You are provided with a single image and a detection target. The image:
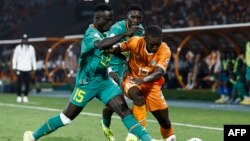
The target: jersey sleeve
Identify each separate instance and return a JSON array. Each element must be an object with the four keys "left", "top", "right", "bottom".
[
  {"left": 156, "top": 43, "right": 171, "bottom": 72},
  {"left": 12, "top": 45, "right": 19, "bottom": 70},
  {"left": 119, "top": 37, "right": 140, "bottom": 52},
  {"left": 81, "top": 29, "right": 103, "bottom": 54},
  {"left": 106, "top": 22, "right": 124, "bottom": 37},
  {"left": 30, "top": 45, "right": 37, "bottom": 71}
]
